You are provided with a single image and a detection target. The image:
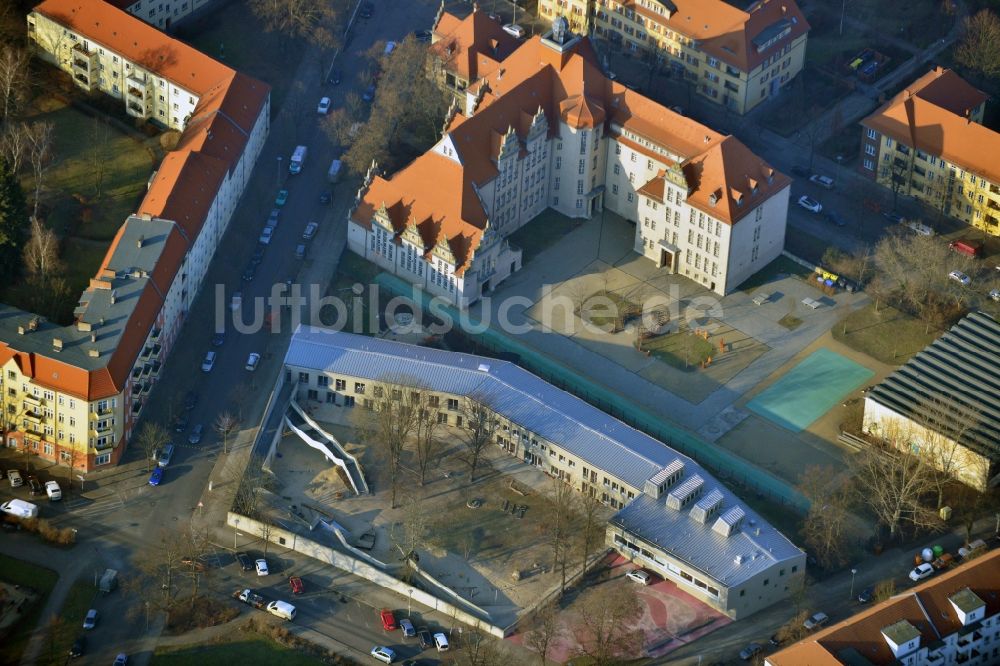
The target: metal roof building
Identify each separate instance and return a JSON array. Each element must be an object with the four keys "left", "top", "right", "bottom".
[{"left": 285, "top": 326, "right": 805, "bottom": 618}]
